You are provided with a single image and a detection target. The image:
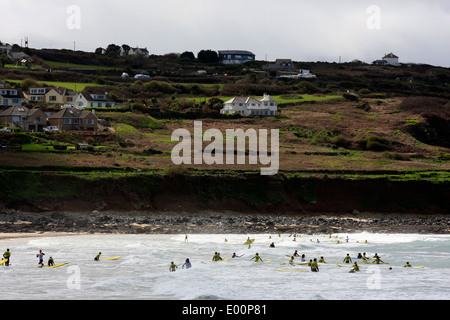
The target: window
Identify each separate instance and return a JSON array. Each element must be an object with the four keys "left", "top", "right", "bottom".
[
  {"left": 49, "top": 96, "right": 57, "bottom": 101},
  {"left": 36, "top": 116, "right": 43, "bottom": 122},
  {"left": 86, "top": 119, "right": 94, "bottom": 125},
  {"left": 64, "top": 119, "right": 72, "bottom": 124},
  {"left": 12, "top": 99, "right": 20, "bottom": 104}
]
